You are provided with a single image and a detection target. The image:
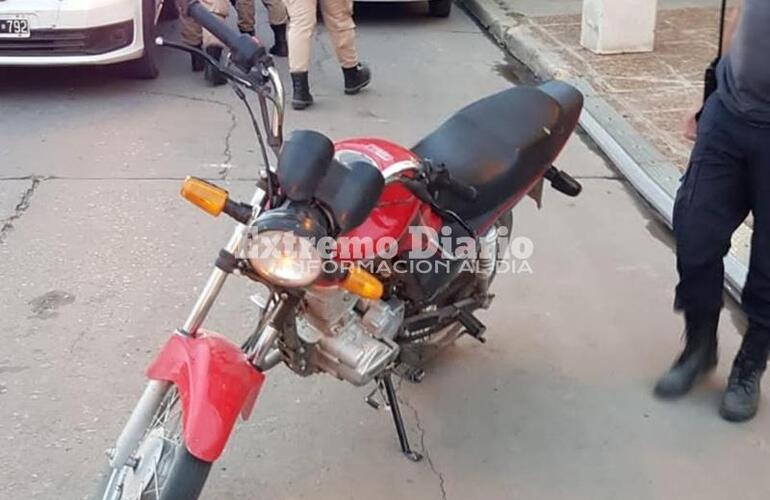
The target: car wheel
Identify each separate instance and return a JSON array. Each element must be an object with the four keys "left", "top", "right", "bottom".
[
  {"left": 125, "top": 0, "right": 160, "bottom": 79},
  {"left": 428, "top": 0, "right": 452, "bottom": 17}
]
